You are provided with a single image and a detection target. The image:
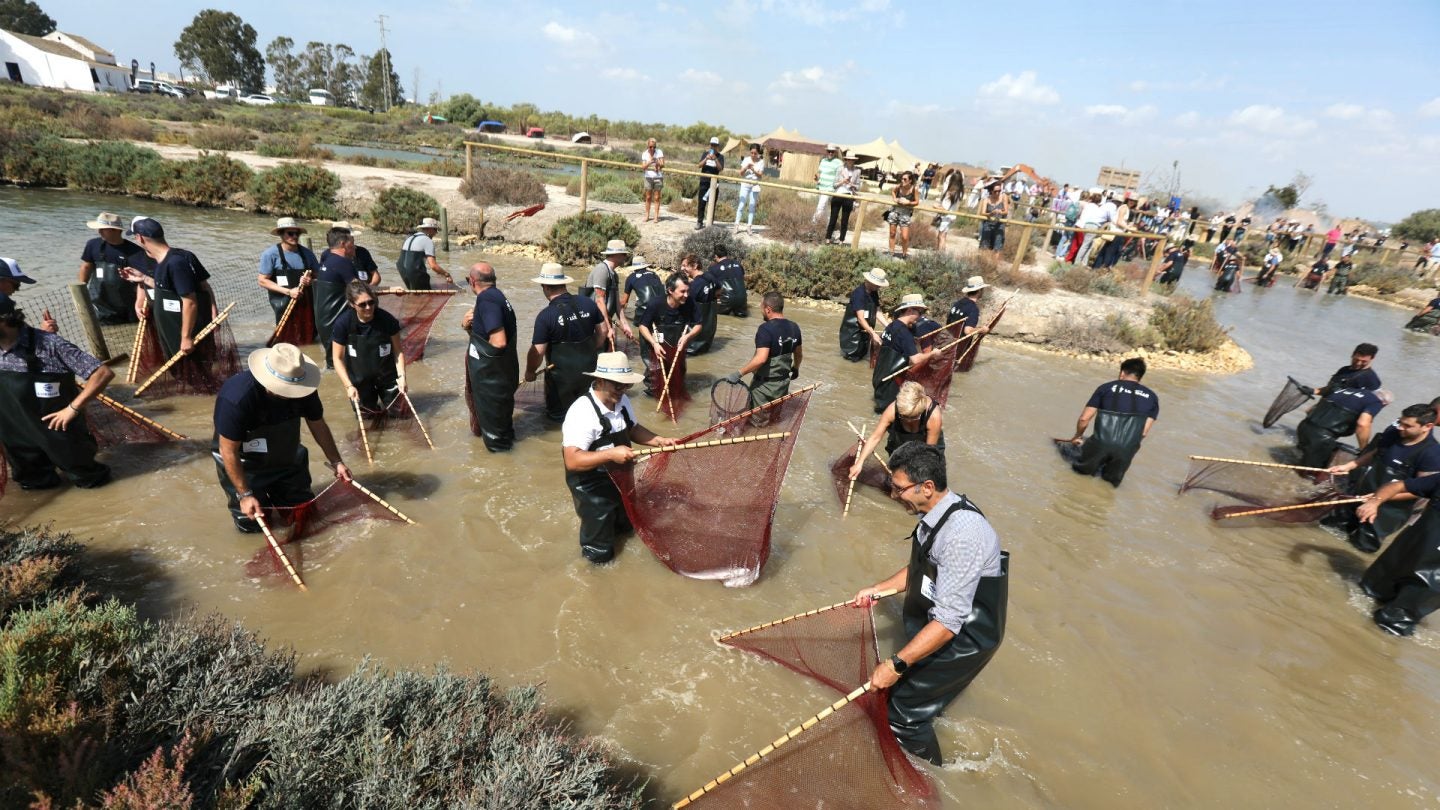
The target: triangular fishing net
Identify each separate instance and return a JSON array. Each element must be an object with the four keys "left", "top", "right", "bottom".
[
  {"left": 1263, "top": 376, "right": 1313, "bottom": 428},
  {"left": 354, "top": 394, "right": 431, "bottom": 456},
  {"left": 85, "top": 396, "right": 187, "bottom": 449},
  {"left": 829, "top": 444, "right": 892, "bottom": 512},
  {"left": 708, "top": 377, "right": 750, "bottom": 425},
  {"left": 131, "top": 314, "right": 241, "bottom": 398},
  {"left": 514, "top": 378, "right": 545, "bottom": 414},
  {"left": 267, "top": 288, "right": 318, "bottom": 347},
  {"left": 898, "top": 341, "right": 960, "bottom": 409},
  {"left": 648, "top": 344, "right": 691, "bottom": 421},
  {"left": 1179, "top": 457, "right": 1350, "bottom": 522},
  {"left": 379, "top": 289, "right": 456, "bottom": 362},
  {"left": 610, "top": 387, "right": 813, "bottom": 587},
  {"left": 246, "top": 480, "right": 409, "bottom": 582},
  {"left": 955, "top": 302, "right": 1007, "bottom": 373}
]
